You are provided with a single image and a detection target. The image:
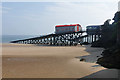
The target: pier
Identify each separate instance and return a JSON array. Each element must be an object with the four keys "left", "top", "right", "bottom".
[{"left": 10, "top": 29, "right": 101, "bottom": 46}]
